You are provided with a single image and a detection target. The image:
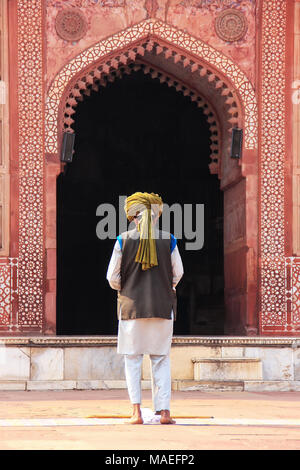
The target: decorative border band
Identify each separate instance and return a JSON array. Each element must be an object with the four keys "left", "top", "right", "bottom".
[
  {"left": 1, "top": 336, "right": 300, "bottom": 347},
  {"left": 260, "top": 0, "right": 288, "bottom": 333},
  {"left": 0, "top": 257, "right": 18, "bottom": 330},
  {"left": 17, "top": 0, "right": 44, "bottom": 331}
]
